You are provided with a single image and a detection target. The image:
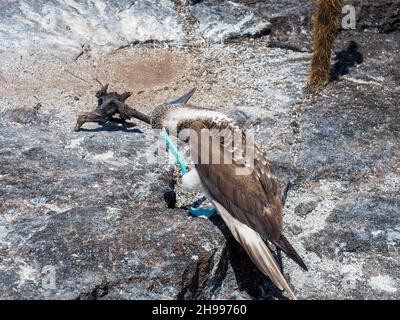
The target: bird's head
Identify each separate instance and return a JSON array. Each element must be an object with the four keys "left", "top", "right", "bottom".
[{"left": 150, "top": 88, "right": 196, "bottom": 129}]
